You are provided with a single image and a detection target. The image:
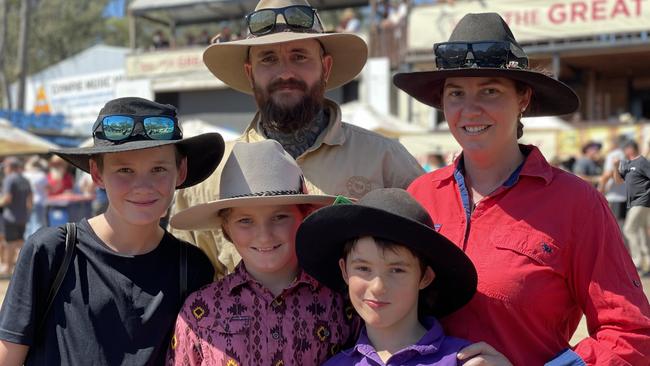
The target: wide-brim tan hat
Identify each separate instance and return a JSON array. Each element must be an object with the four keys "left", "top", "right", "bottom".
[
  {"left": 203, "top": 0, "right": 368, "bottom": 94},
  {"left": 170, "top": 140, "right": 337, "bottom": 231}
]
